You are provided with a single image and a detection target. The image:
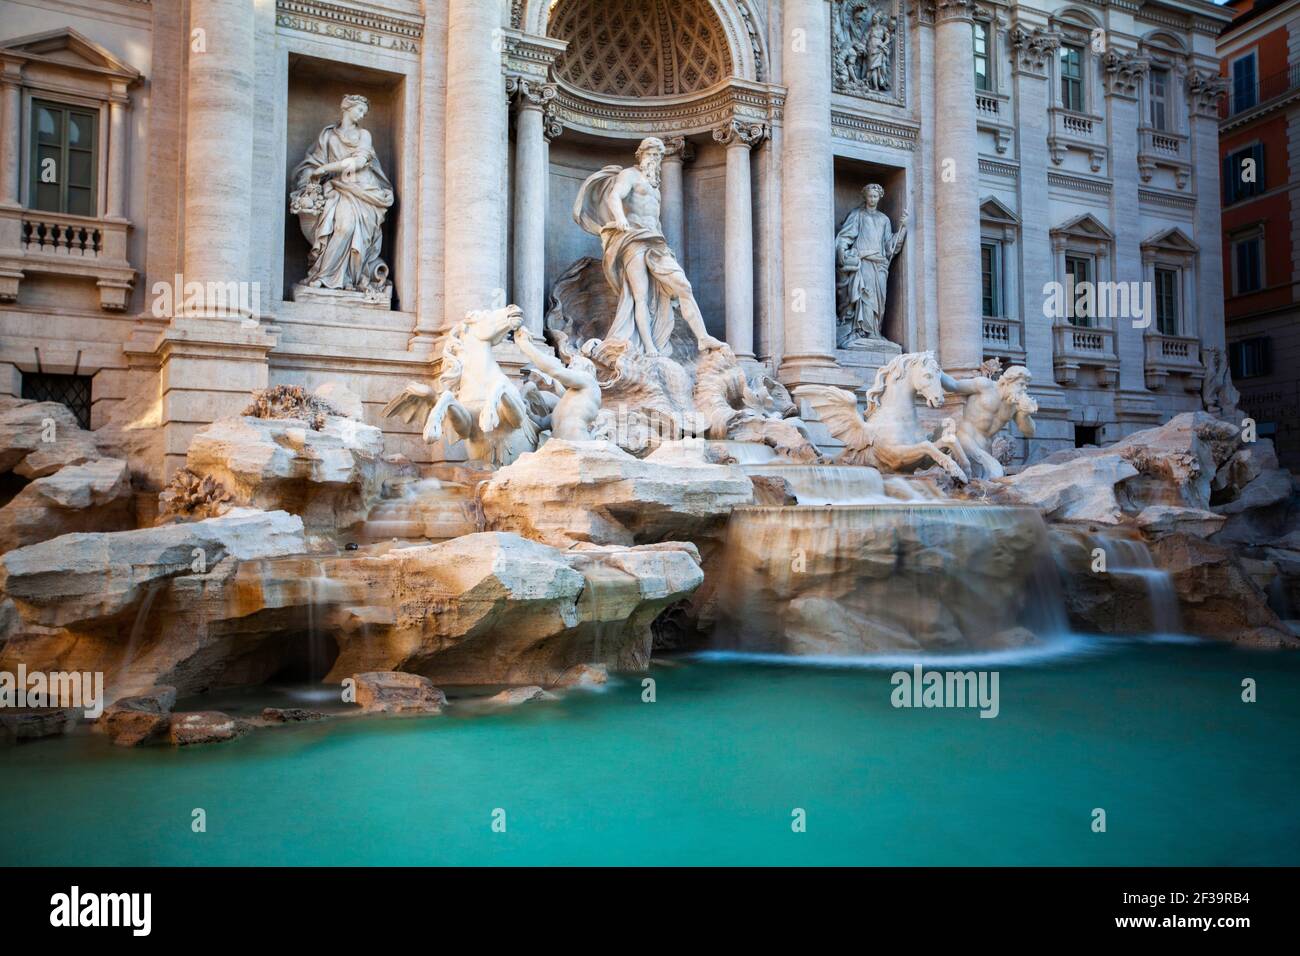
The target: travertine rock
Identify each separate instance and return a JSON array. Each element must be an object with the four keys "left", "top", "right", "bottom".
[
  {"left": 1135, "top": 505, "right": 1227, "bottom": 540},
  {"left": 0, "top": 508, "right": 306, "bottom": 631},
  {"left": 988, "top": 454, "right": 1138, "bottom": 524},
  {"left": 184, "top": 414, "right": 385, "bottom": 534},
  {"left": 353, "top": 672, "right": 446, "bottom": 715},
  {"left": 1147, "top": 533, "right": 1294, "bottom": 647},
  {"left": 1213, "top": 439, "right": 1279, "bottom": 497},
  {"left": 169, "top": 711, "right": 249, "bottom": 746},
  {"left": 261, "top": 707, "right": 326, "bottom": 723},
  {"left": 0, "top": 709, "right": 74, "bottom": 741},
  {"left": 312, "top": 381, "right": 365, "bottom": 422},
  {"left": 1212, "top": 469, "right": 1296, "bottom": 546},
  {"left": 0, "top": 458, "right": 133, "bottom": 552},
  {"left": 0, "top": 401, "right": 100, "bottom": 479},
  {"left": 323, "top": 533, "right": 703, "bottom": 686},
  {"left": 480, "top": 438, "right": 753, "bottom": 547},
  {"left": 98, "top": 685, "right": 177, "bottom": 746},
  {"left": 487, "top": 685, "right": 556, "bottom": 706}
]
